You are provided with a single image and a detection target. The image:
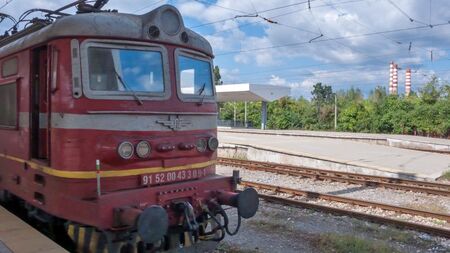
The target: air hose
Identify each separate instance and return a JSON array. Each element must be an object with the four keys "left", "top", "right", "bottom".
[{"left": 217, "top": 205, "right": 241, "bottom": 236}]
